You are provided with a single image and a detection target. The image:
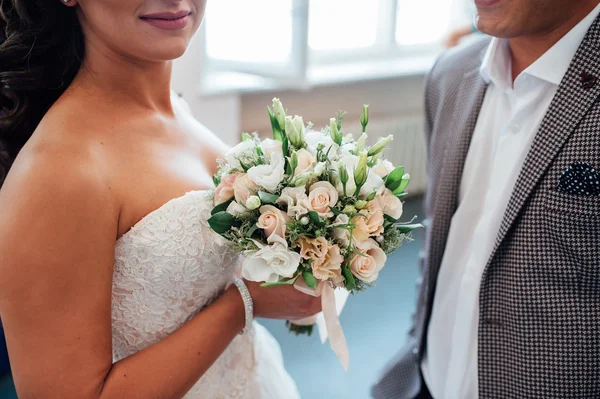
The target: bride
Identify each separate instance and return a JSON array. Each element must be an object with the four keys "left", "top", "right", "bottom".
[{"left": 0, "top": 1, "right": 321, "bottom": 398}]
